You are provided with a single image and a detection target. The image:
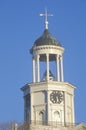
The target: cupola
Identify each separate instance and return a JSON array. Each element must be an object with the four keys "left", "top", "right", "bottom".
[{"left": 30, "top": 10, "right": 64, "bottom": 82}]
